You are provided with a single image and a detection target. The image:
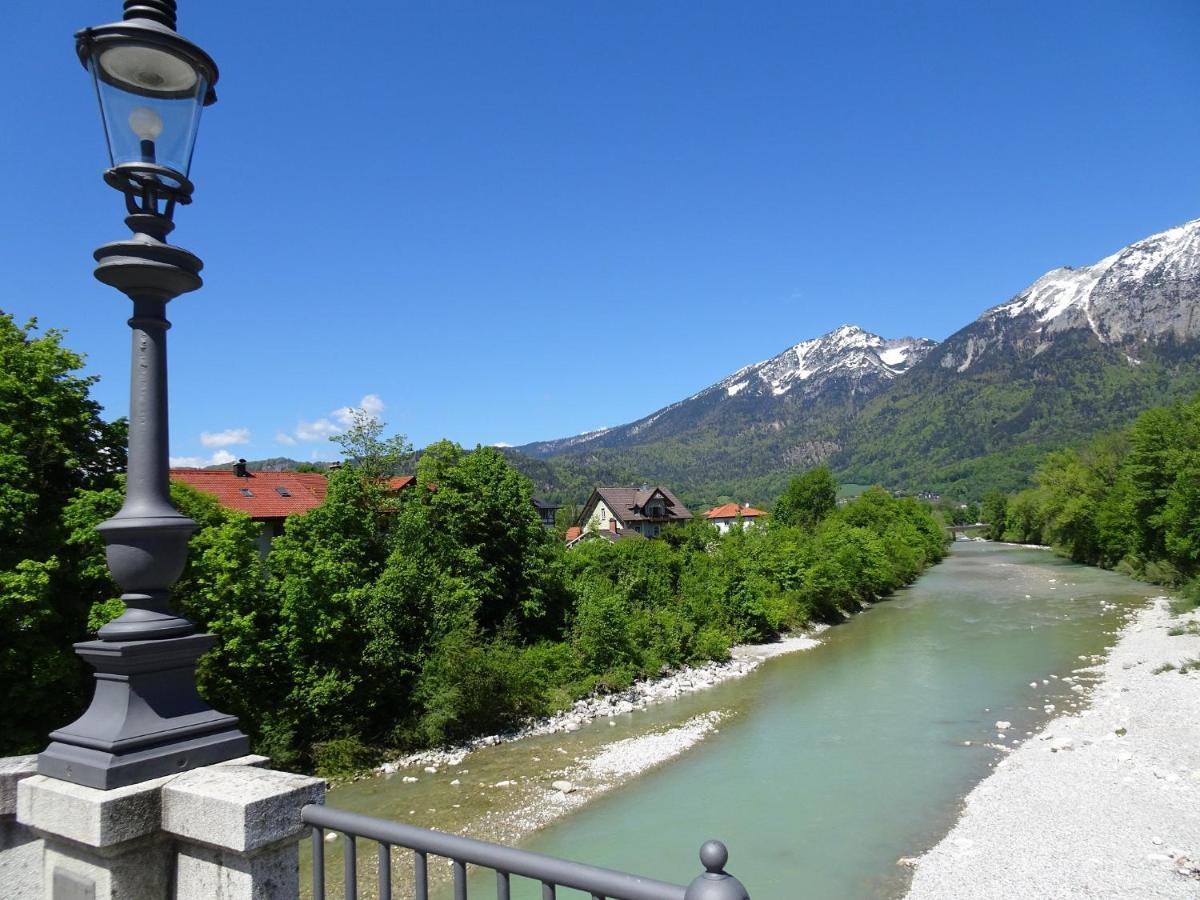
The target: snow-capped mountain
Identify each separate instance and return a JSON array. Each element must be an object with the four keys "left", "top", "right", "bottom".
[
  {"left": 840, "top": 218, "right": 1200, "bottom": 494},
  {"left": 511, "top": 217, "right": 1200, "bottom": 502},
  {"left": 938, "top": 219, "right": 1200, "bottom": 373},
  {"left": 713, "top": 325, "right": 935, "bottom": 400},
  {"left": 517, "top": 325, "right": 936, "bottom": 458}
]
